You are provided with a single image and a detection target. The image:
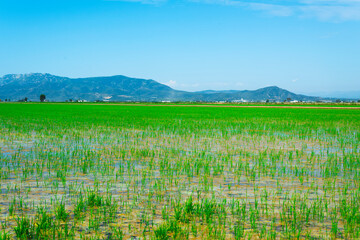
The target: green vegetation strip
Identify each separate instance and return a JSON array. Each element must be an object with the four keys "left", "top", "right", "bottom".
[{"left": 0, "top": 103, "right": 359, "bottom": 239}]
